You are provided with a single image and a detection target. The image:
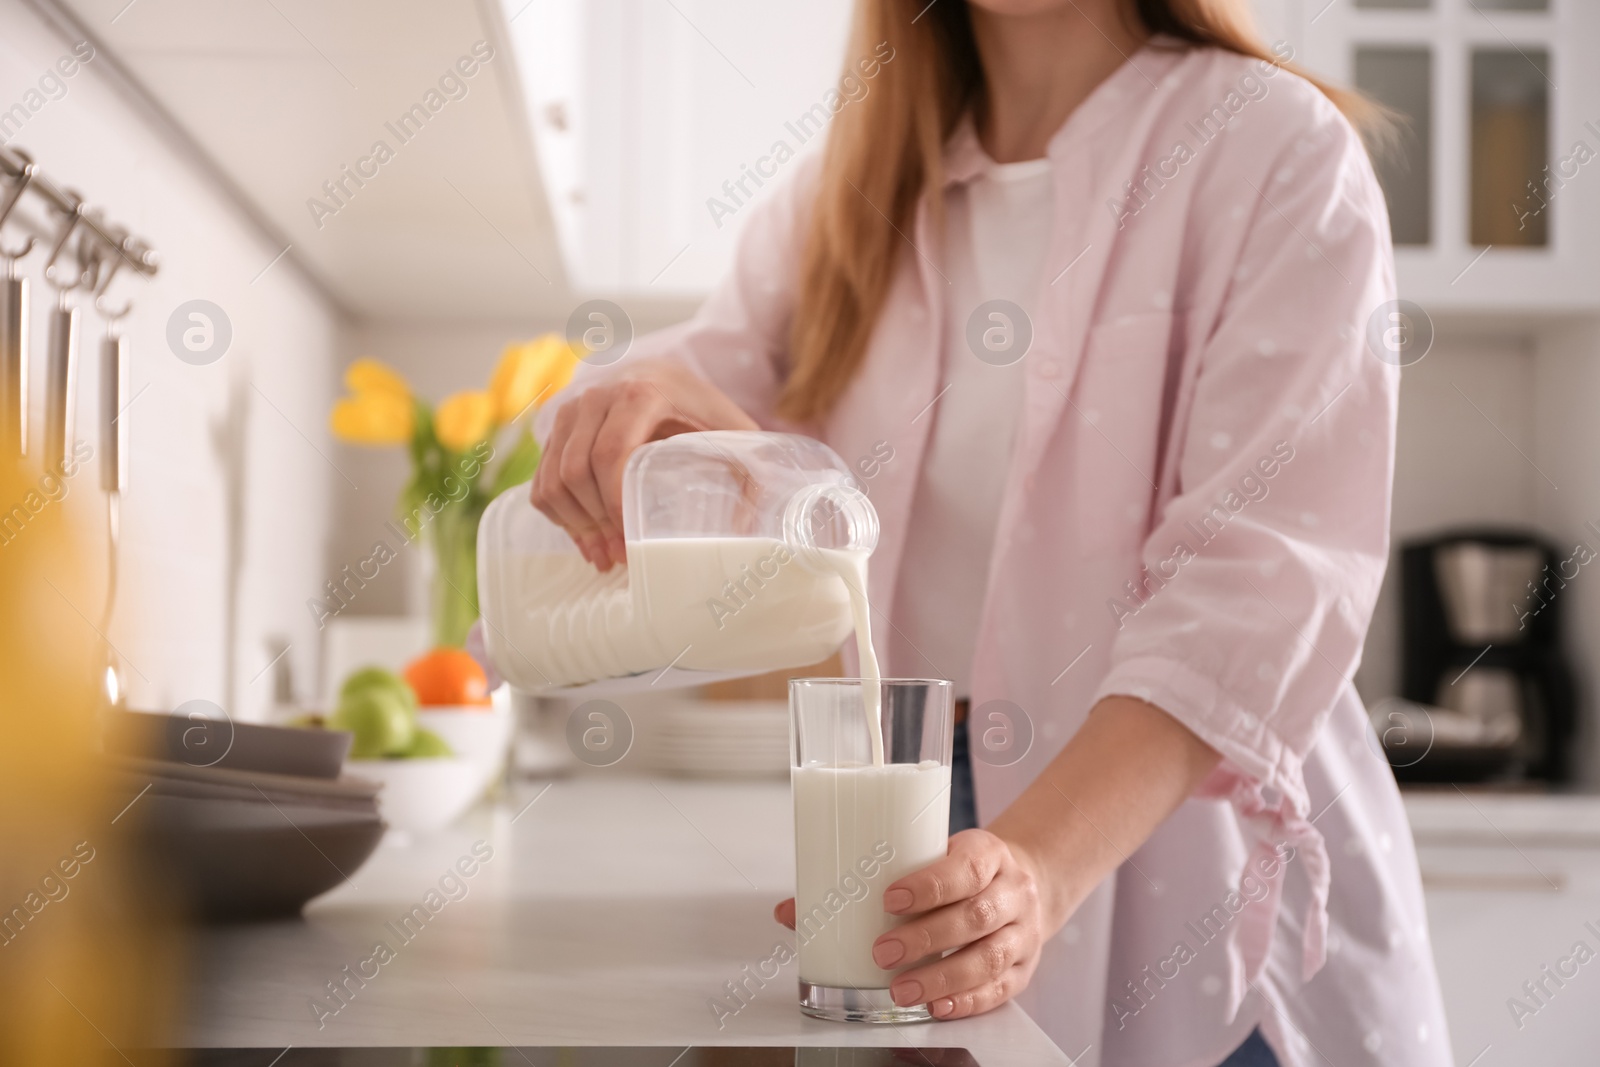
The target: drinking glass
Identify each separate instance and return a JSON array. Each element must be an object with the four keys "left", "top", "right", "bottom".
[{"left": 789, "top": 678, "right": 953, "bottom": 1023}]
